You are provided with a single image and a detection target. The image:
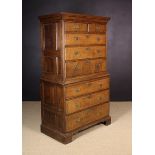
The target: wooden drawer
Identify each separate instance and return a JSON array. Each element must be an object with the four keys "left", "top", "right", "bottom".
[
  {"left": 65, "top": 34, "right": 106, "bottom": 45},
  {"left": 65, "top": 77, "right": 109, "bottom": 98},
  {"left": 65, "top": 46, "right": 106, "bottom": 60},
  {"left": 66, "top": 103, "right": 109, "bottom": 131},
  {"left": 66, "top": 89, "right": 109, "bottom": 114},
  {"left": 65, "top": 22, "right": 87, "bottom": 32},
  {"left": 66, "top": 58, "right": 106, "bottom": 78},
  {"left": 89, "top": 23, "right": 106, "bottom": 33}
]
